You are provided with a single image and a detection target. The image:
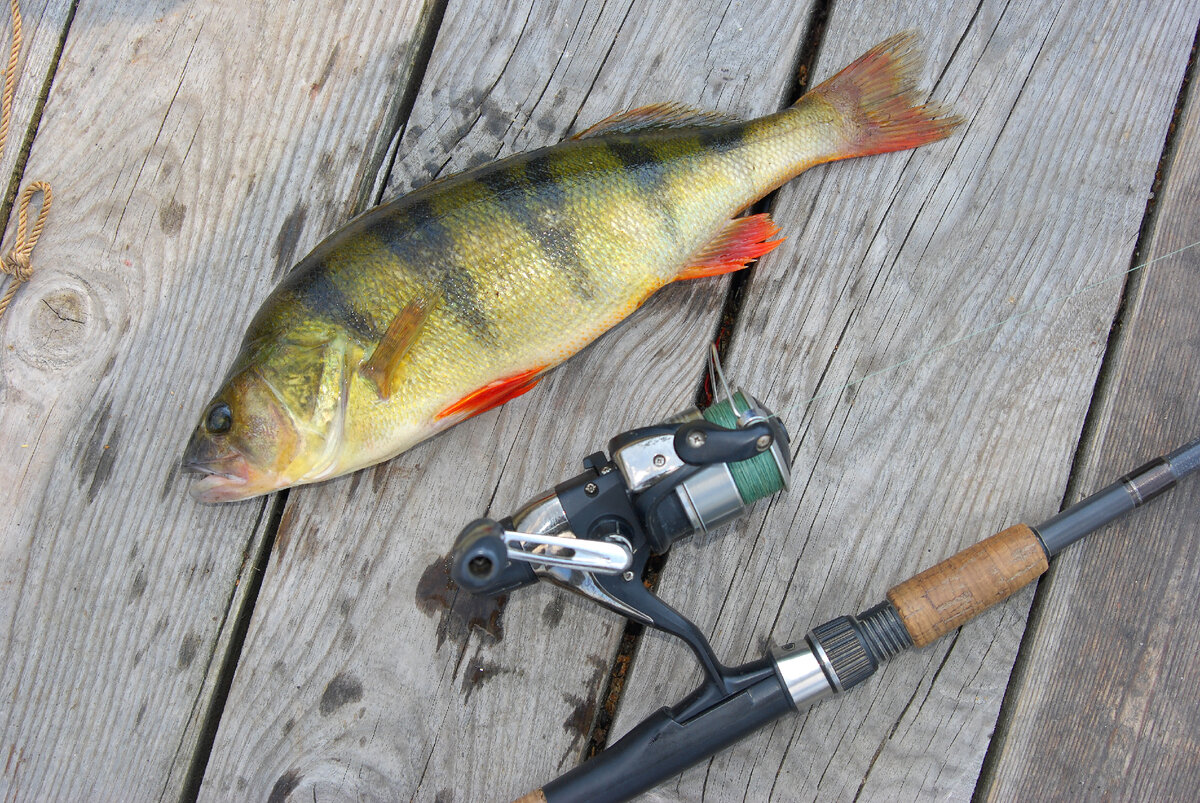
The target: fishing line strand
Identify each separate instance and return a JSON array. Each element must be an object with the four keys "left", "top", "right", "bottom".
[{"left": 766, "top": 236, "right": 1200, "bottom": 420}]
